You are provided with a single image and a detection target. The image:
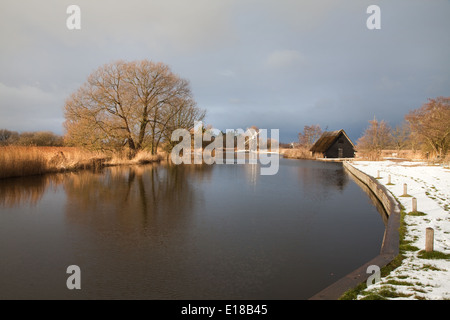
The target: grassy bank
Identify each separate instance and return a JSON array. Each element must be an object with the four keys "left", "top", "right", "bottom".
[
  {"left": 340, "top": 161, "right": 450, "bottom": 300},
  {"left": 0, "top": 146, "right": 164, "bottom": 179},
  {"left": 281, "top": 147, "right": 314, "bottom": 160},
  {"left": 339, "top": 204, "right": 408, "bottom": 300}
]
